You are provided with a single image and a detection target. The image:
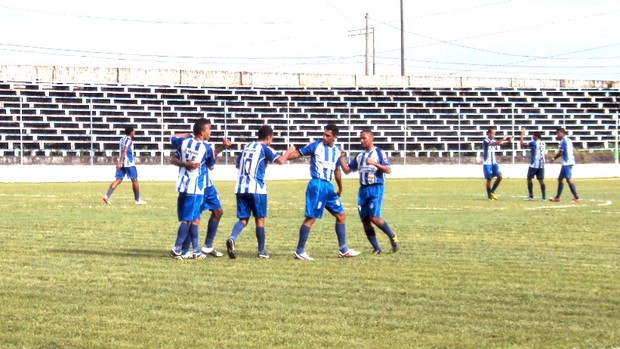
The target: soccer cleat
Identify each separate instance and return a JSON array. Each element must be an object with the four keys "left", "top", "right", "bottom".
[
  {"left": 390, "top": 236, "right": 400, "bottom": 253},
  {"left": 103, "top": 196, "right": 111, "bottom": 205},
  {"left": 257, "top": 250, "right": 270, "bottom": 259},
  {"left": 135, "top": 200, "right": 147, "bottom": 205},
  {"left": 181, "top": 251, "right": 194, "bottom": 259},
  {"left": 201, "top": 246, "right": 224, "bottom": 257},
  {"left": 549, "top": 197, "right": 561, "bottom": 202},
  {"left": 524, "top": 197, "right": 534, "bottom": 201},
  {"left": 571, "top": 198, "right": 581, "bottom": 203},
  {"left": 169, "top": 249, "right": 182, "bottom": 260},
  {"left": 541, "top": 197, "right": 547, "bottom": 201},
  {"left": 193, "top": 252, "right": 207, "bottom": 260},
  {"left": 293, "top": 251, "right": 314, "bottom": 261},
  {"left": 372, "top": 249, "right": 382, "bottom": 255},
  {"left": 226, "top": 238, "right": 236, "bottom": 259},
  {"left": 338, "top": 249, "right": 361, "bottom": 258},
  {"left": 490, "top": 192, "right": 498, "bottom": 200}
]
